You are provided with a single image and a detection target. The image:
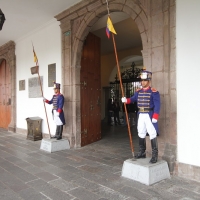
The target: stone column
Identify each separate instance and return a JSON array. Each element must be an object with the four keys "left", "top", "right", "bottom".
[
  {"left": 141, "top": 50, "right": 148, "bottom": 69},
  {"left": 8, "top": 43, "right": 16, "bottom": 132},
  {"left": 60, "top": 21, "right": 75, "bottom": 147}
]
